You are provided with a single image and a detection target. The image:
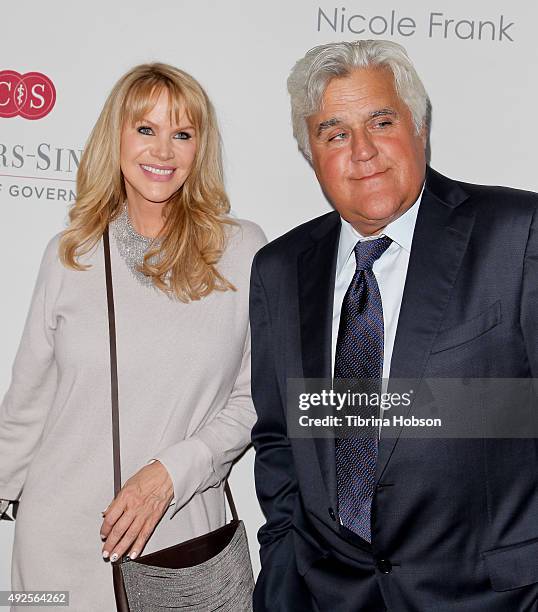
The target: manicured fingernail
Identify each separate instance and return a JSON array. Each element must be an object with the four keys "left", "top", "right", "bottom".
[
  {"left": 102, "top": 551, "right": 109, "bottom": 559},
  {"left": 110, "top": 553, "right": 119, "bottom": 562},
  {"left": 129, "top": 550, "right": 138, "bottom": 560},
  {"left": 100, "top": 534, "right": 106, "bottom": 541}
]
